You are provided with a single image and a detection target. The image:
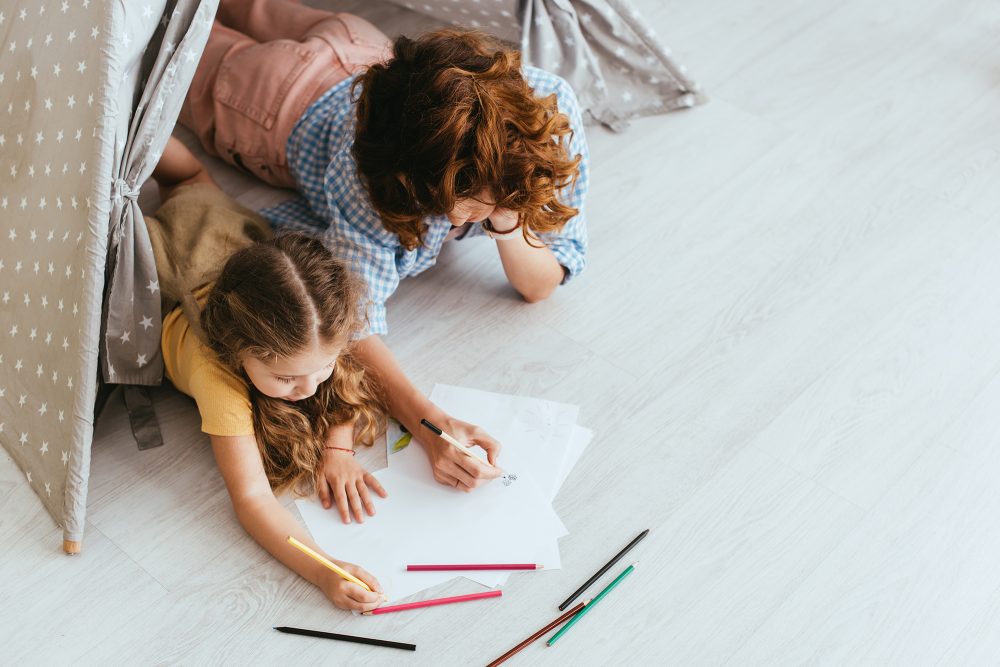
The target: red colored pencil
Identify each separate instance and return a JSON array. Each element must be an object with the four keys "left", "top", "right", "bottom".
[
  {"left": 362, "top": 590, "right": 502, "bottom": 615},
  {"left": 406, "top": 563, "right": 543, "bottom": 571}
]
